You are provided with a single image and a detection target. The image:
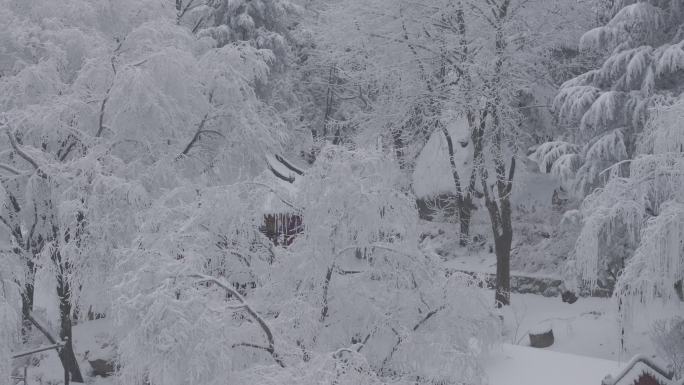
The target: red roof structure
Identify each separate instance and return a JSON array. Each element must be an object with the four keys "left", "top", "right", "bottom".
[{"left": 602, "top": 355, "right": 680, "bottom": 385}]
